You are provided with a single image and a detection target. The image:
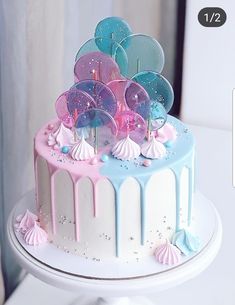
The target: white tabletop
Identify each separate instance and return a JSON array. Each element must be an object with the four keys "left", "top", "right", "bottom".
[{"left": 5, "top": 124, "right": 233, "bottom": 305}]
